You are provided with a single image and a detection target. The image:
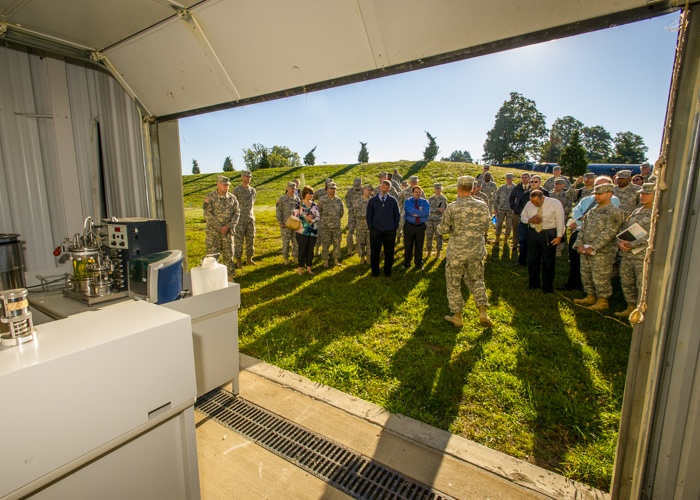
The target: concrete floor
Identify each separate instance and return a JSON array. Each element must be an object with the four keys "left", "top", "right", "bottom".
[{"left": 195, "top": 355, "right": 607, "bottom": 500}]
